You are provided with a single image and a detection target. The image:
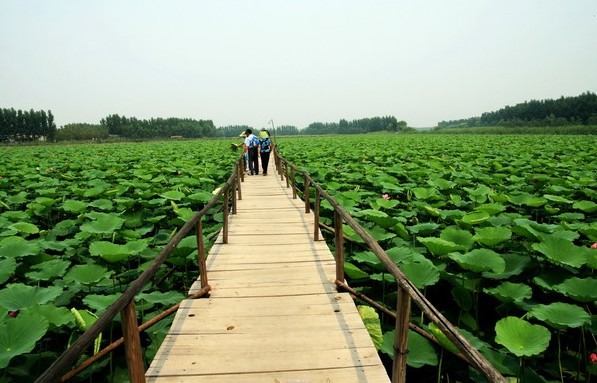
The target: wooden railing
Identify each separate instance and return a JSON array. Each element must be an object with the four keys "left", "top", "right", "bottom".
[
  {"left": 34, "top": 156, "right": 245, "bottom": 383},
  {"left": 273, "top": 149, "right": 506, "bottom": 383}
]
